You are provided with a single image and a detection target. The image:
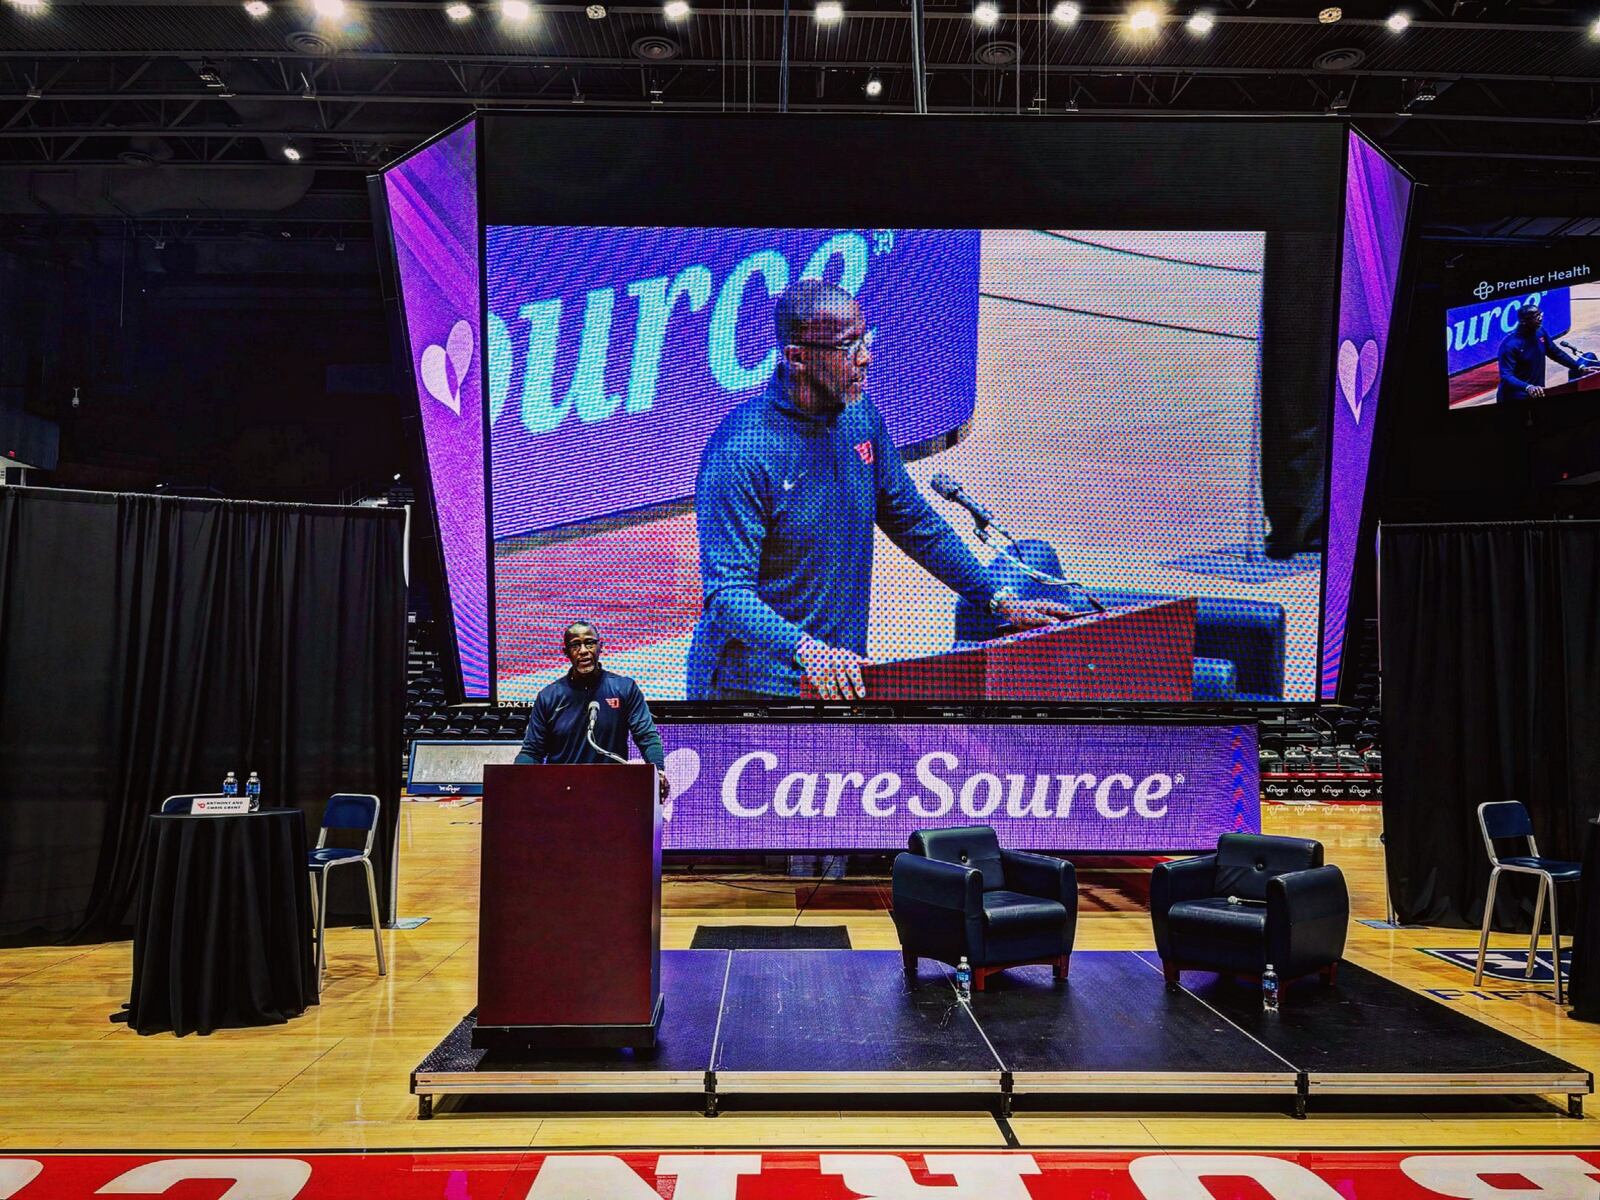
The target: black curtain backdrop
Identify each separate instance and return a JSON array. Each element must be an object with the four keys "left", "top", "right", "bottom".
[
  {"left": 1380, "top": 521, "right": 1600, "bottom": 929},
  {"left": 0, "top": 488, "right": 405, "bottom": 947}
]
